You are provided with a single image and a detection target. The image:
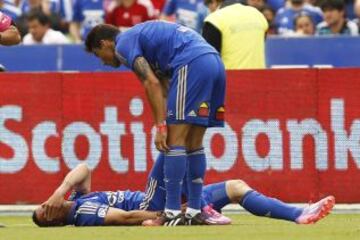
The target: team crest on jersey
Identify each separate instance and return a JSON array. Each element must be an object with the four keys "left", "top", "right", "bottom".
[
  {"left": 198, "top": 102, "right": 209, "bottom": 117},
  {"left": 216, "top": 106, "right": 225, "bottom": 121}
]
